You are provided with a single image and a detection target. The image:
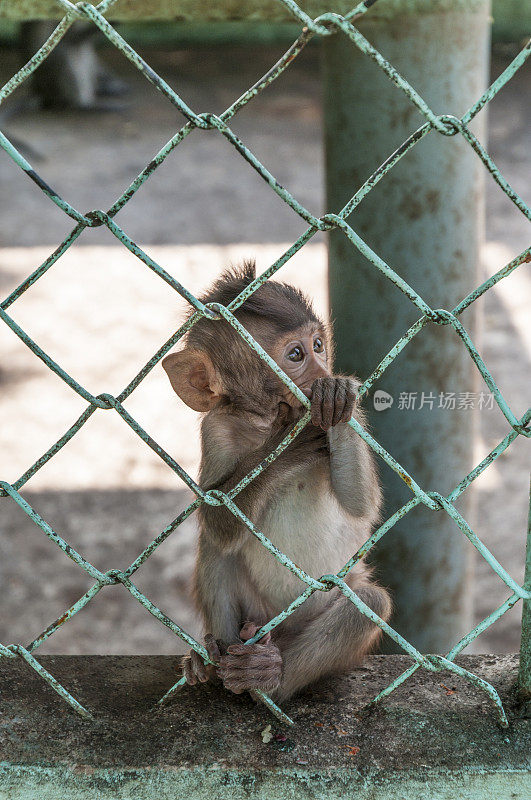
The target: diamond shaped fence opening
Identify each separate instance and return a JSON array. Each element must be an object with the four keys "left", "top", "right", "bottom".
[{"left": 0, "top": 0, "right": 530, "bottom": 728}]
